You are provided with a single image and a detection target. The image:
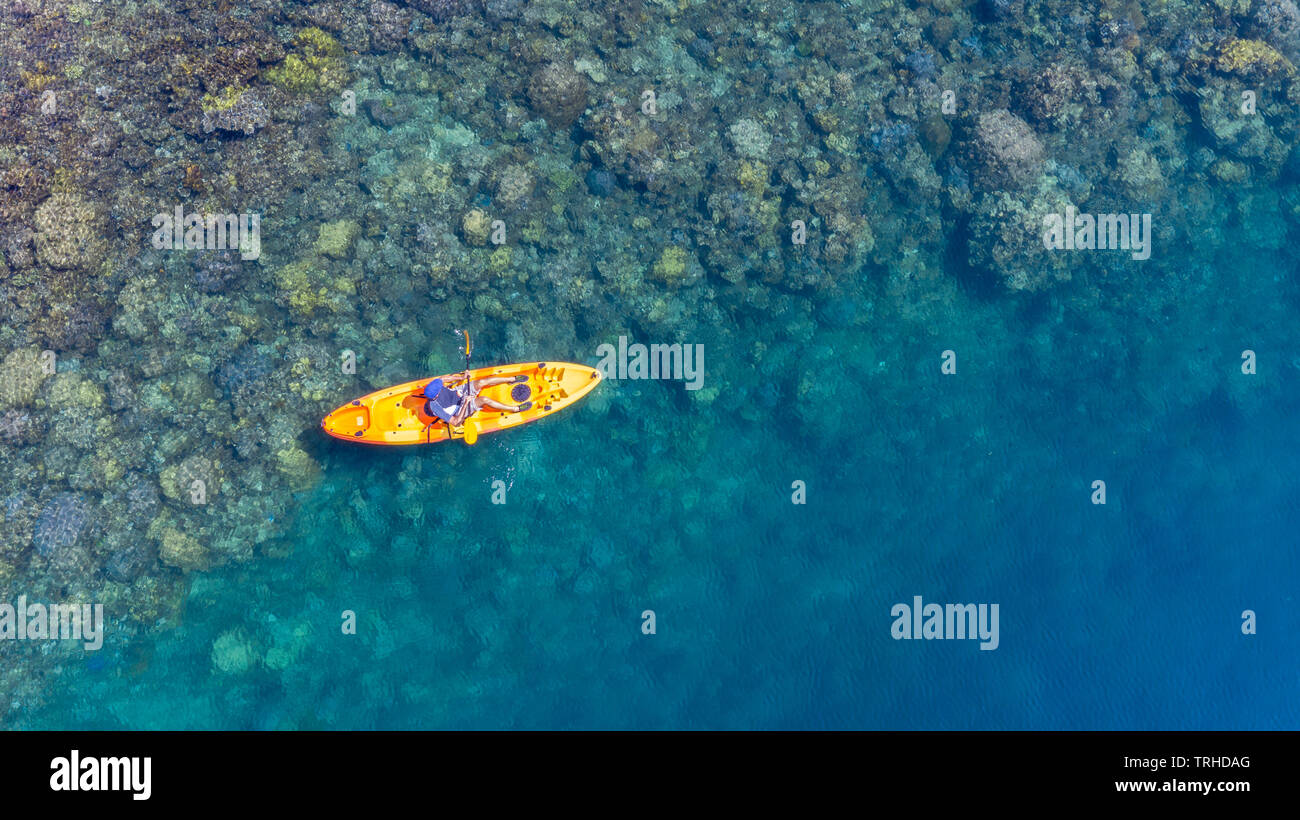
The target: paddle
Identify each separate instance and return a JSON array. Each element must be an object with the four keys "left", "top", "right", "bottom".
[
  {"left": 451, "top": 328, "right": 478, "bottom": 445},
  {"left": 422, "top": 329, "right": 476, "bottom": 444},
  {"left": 457, "top": 327, "right": 472, "bottom": 371}
]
